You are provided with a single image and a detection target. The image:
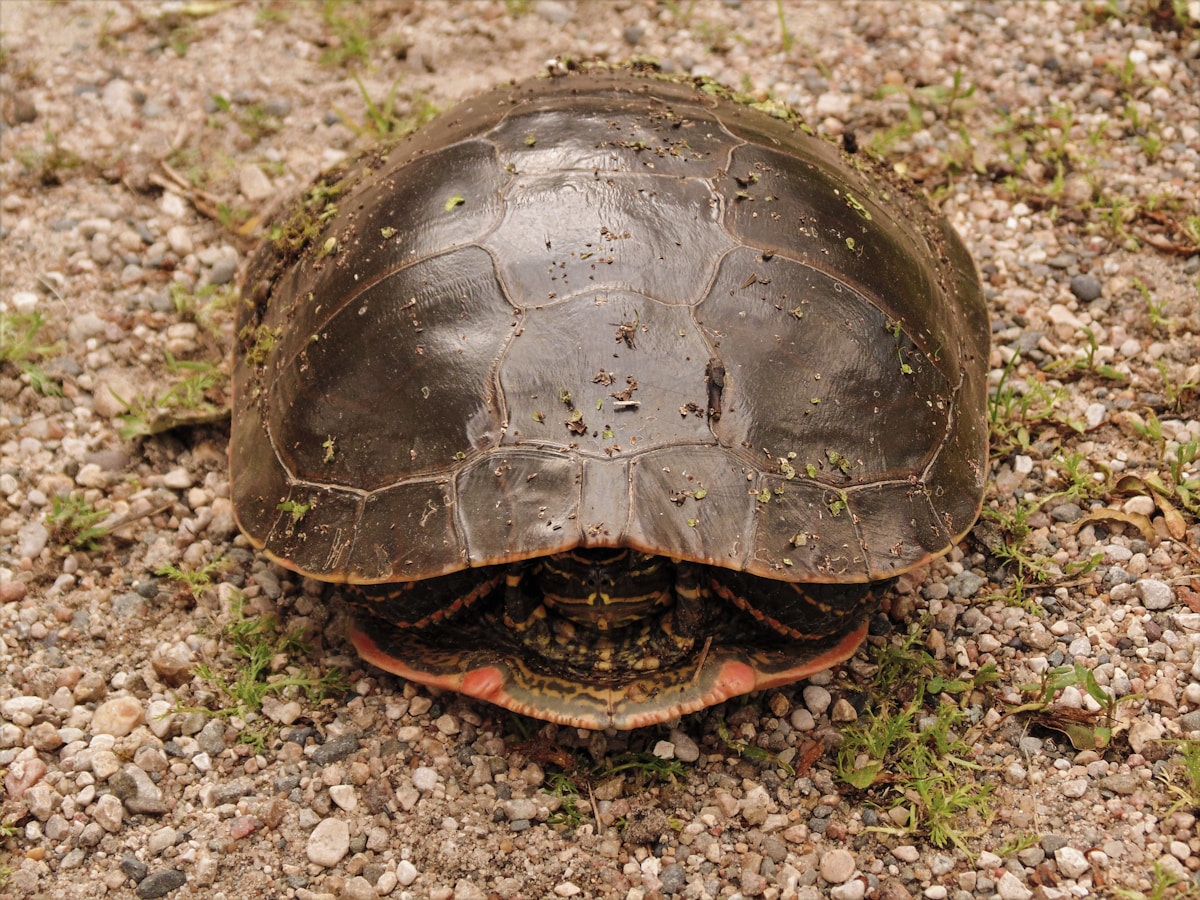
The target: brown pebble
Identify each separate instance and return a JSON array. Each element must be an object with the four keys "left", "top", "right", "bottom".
[
  {"left": 229, "top": 815, "right": 260, "bottom": 840},
  {"left": 4, "top": 757, "right": 48, "bottom": 800},
  {"left": 151, "top": 641, "right": 196, "bottom": 688},
  {"left": 261, "top": 797, "right": 286, "bottom": 830},
  {"left": 831, "top": 699, "right": 858, "bottom": 724},
  {"left": 56, "top": 666, "right": 84, "bottom": 689},
  {"left": 0, "top": 581, "right": 27, "bottom": 602}
]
